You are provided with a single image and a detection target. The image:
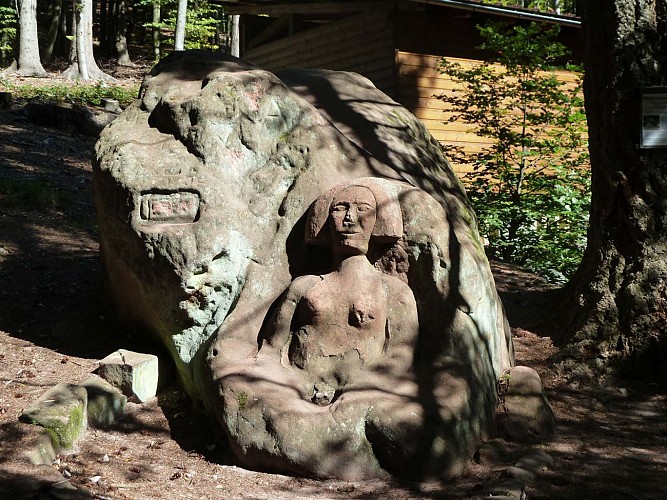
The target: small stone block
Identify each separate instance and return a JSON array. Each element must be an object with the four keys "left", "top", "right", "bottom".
[
  {"left": 98, "top": 349, "right": 159, "bottom": 402},
  {"left": 81, "top": 377, "right": 128, "bottom": 427},
  {"left": 20, "top": 383, "right": 88, "bottom": 450},
  {"left": 101, "top": 98, "right": 122, "bottom": 113}
]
